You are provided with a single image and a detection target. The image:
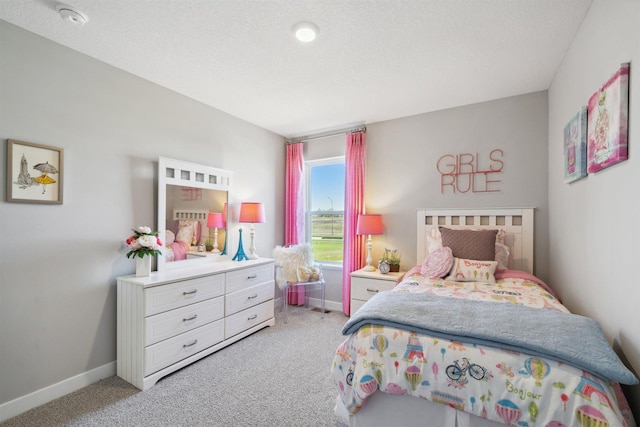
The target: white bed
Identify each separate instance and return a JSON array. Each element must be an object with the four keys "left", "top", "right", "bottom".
[{"left": 333, "top": 208, "right": 636, "bottom": 427}]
